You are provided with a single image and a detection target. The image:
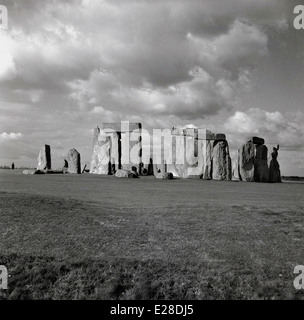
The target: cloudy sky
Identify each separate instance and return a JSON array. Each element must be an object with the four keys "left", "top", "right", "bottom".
[{"left": 0, "top": 0, "right": 303, "bottom": 175}]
